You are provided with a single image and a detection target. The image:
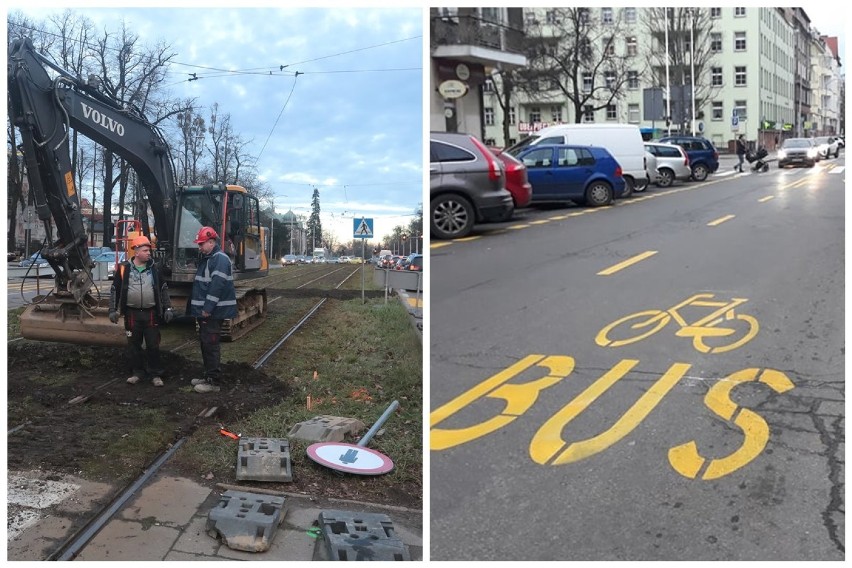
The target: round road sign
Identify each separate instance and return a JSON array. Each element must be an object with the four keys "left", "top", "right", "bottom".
[{"left": 306, "top": 442, "right": 394, "bottom": 475}]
